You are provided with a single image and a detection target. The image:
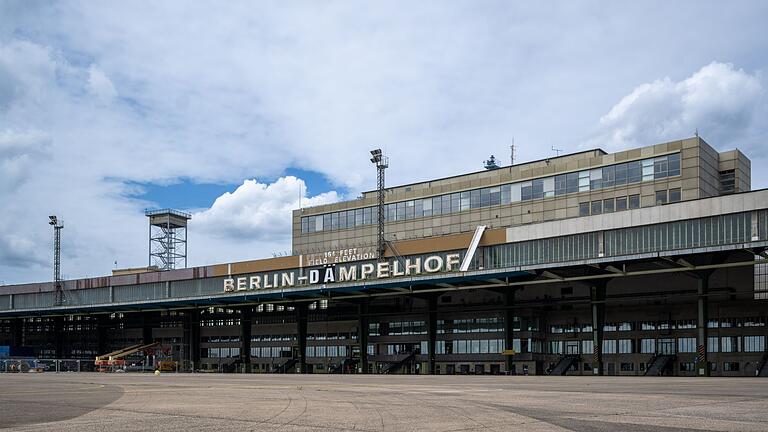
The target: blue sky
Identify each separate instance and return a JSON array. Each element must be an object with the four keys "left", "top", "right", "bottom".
[
  {"left": 131, "top": 168, "right": 342, "bottom": 211},
  {"left": 1, "top": 1, "right": 767, "bottom": 283}
]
